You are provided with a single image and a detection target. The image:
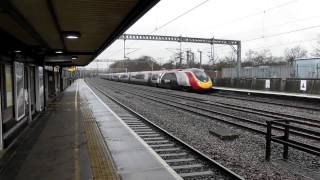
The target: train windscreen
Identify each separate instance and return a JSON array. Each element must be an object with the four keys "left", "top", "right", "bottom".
[{"left": 191, "top": 69, "right": 209, "bottom": 82}]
